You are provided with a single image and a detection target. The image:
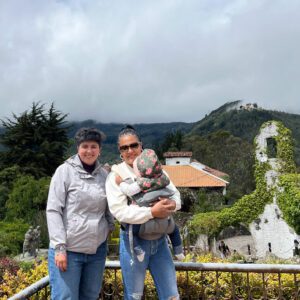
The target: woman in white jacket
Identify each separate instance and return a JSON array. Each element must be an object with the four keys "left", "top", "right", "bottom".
[
  {"left": 47, "top": 128, "right": 114, "bottom": 300},
  {"left": 106, "top": 125, "right": 181, "bottom": 300}
]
